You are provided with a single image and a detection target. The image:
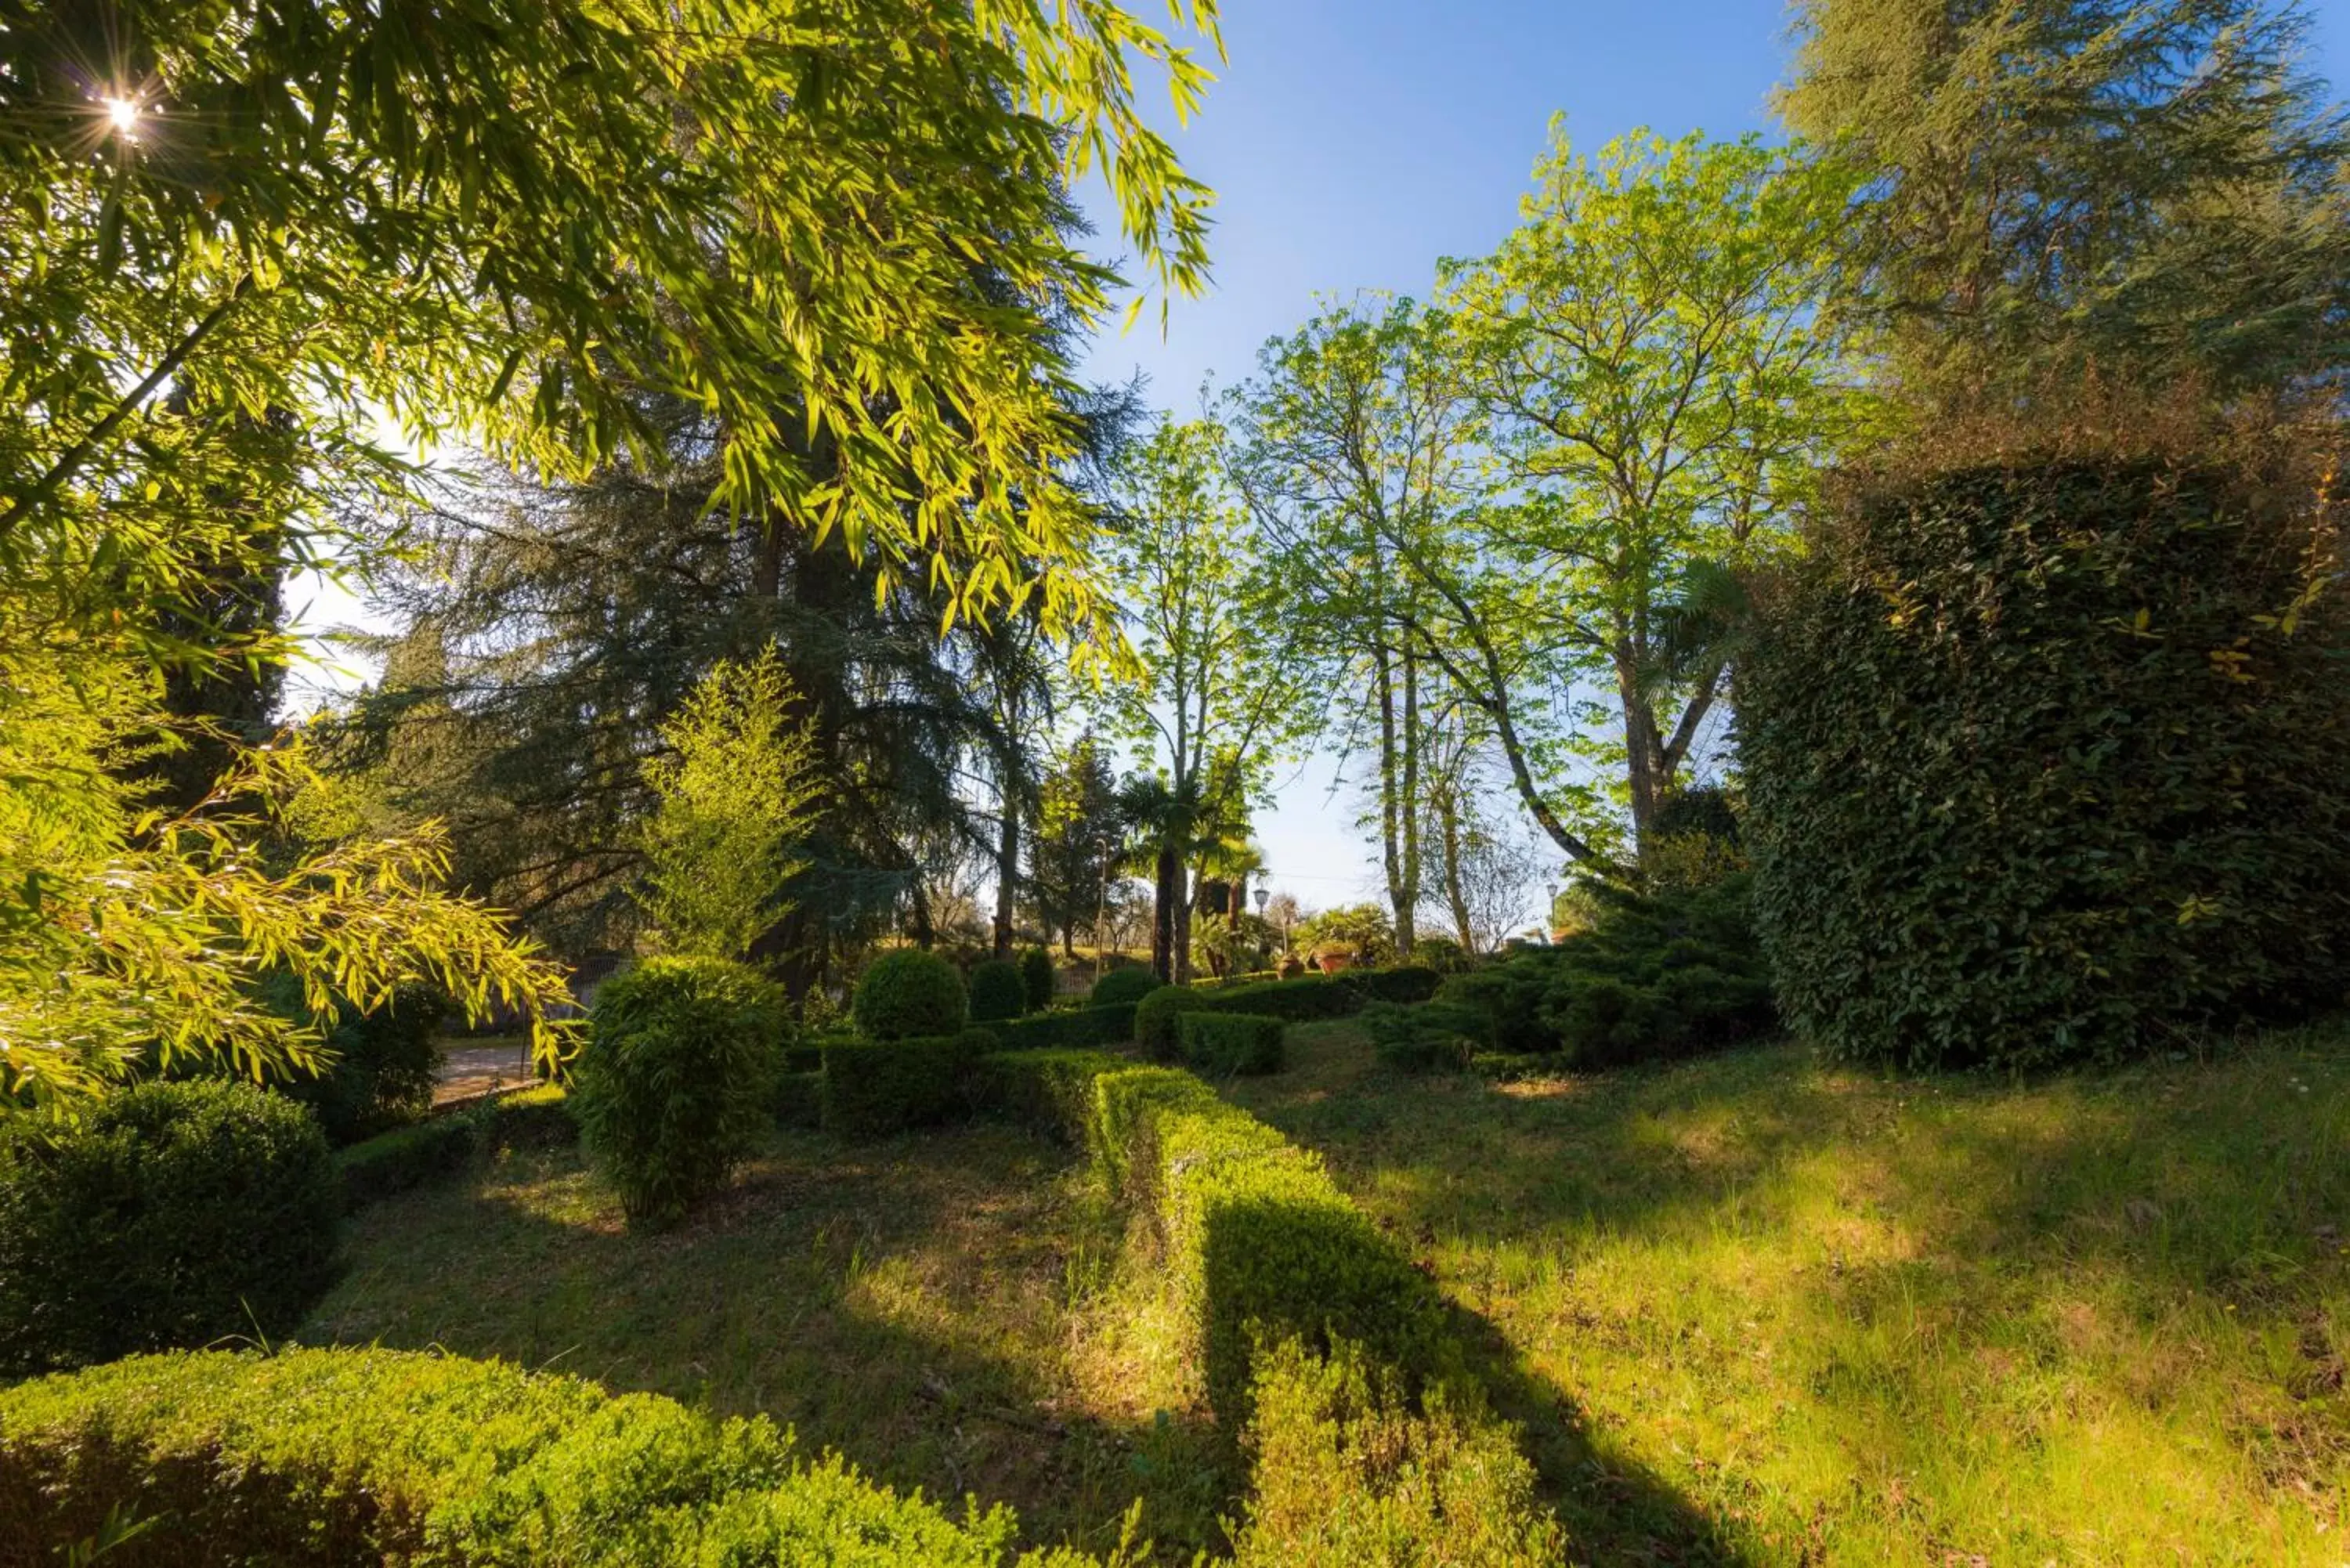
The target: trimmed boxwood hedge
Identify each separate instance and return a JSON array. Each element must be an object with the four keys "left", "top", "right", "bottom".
[
  {"left": 819, "top": 1031, "right": 988, "bottom": 1140},
  {"left": 851, "top": 950, "right": 967, "bottom": 1041},
  {"left": 988, "top": 1002, "right": 1137, "bottom": 1052},
  {"left": 0, "top": 1081, "right": 338, "bottom": 1376},
  {"left": 1179, "top": 1011, "right": 1285, "bottom": 1076},
  {"left": 1744, "top": 454, "right": 2350, "bottom": 1068},
  {"left": 0, "top": 1347, "right": 1093, "bottom": 1567}
]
